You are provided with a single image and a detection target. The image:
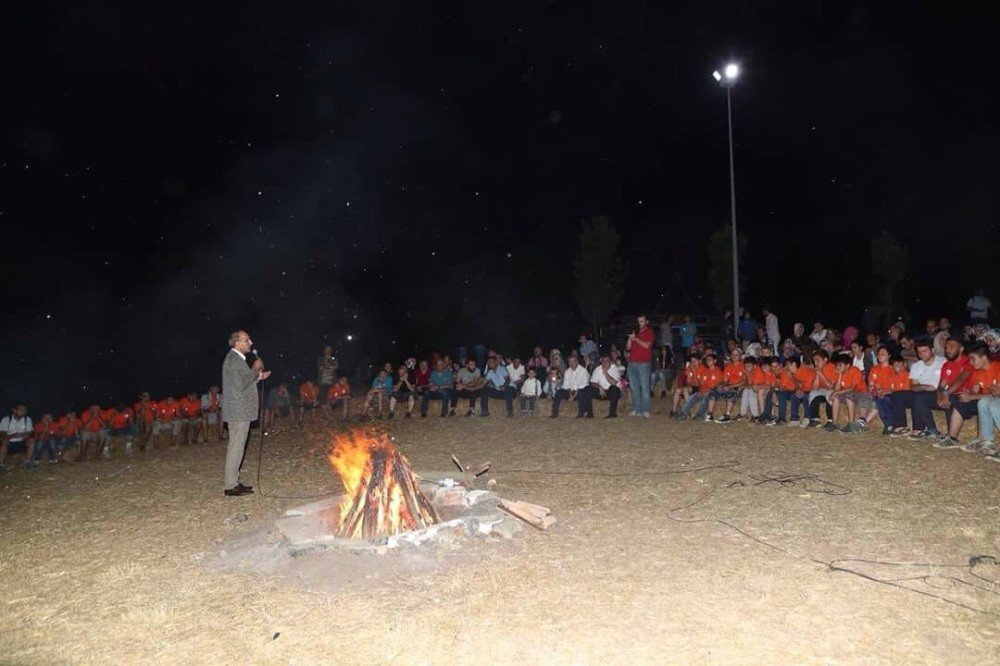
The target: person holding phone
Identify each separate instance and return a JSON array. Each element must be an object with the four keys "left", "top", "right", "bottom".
[{"left": 625, "top": 314, "right": 655, "bottom": 417}]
